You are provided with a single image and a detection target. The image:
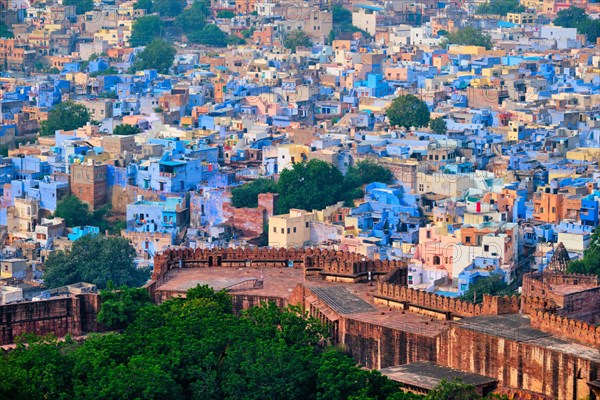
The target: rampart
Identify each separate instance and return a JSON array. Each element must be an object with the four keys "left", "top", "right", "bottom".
[
  {"left": 530, "top": 310, "right": 600, "bottom": 347},
  {"left": 151, "top": 247, "right": 407, "bottom": 286},
  {"left": 375, "top": 268, "right": 519, "bottom": 319},
  {"left": 0, "top": 293, "right": 101, "bottom": 345}
]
